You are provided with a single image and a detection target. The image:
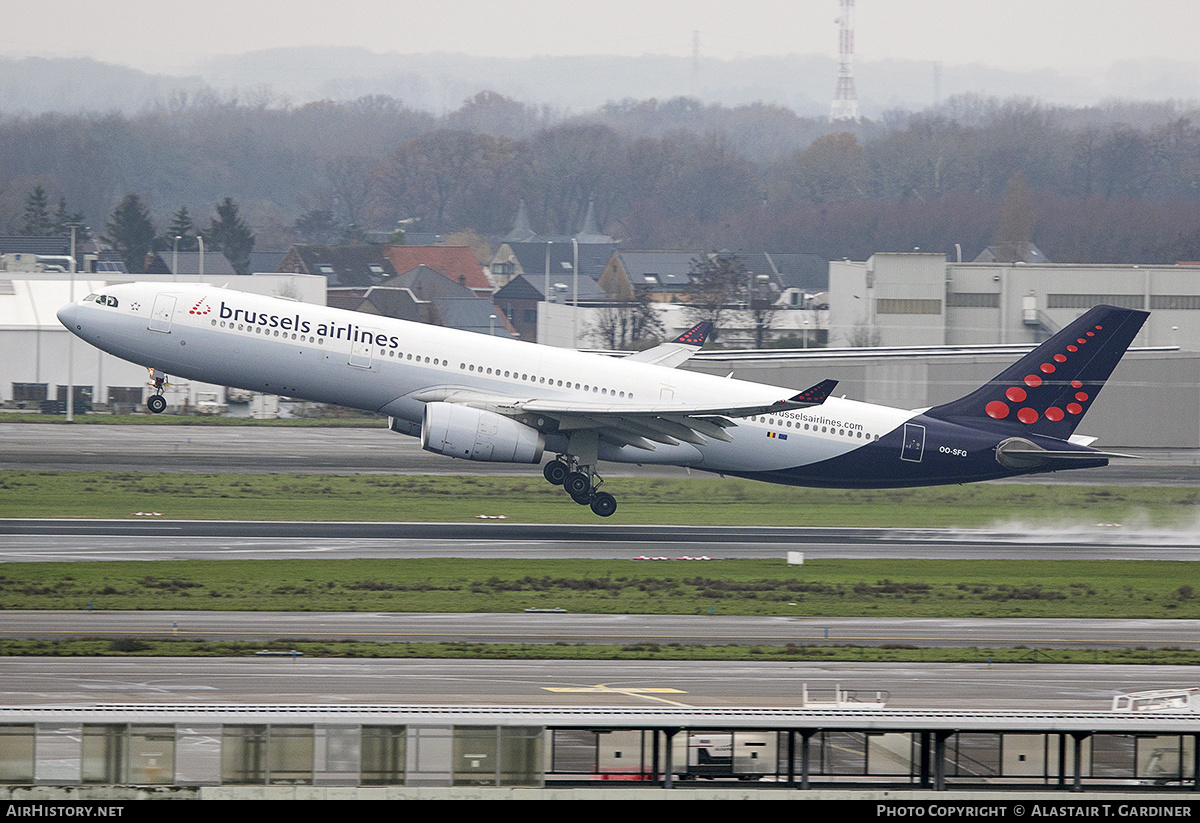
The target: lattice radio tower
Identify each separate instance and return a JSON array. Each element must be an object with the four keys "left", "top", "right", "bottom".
[{"left": 829, "top": 0, "right": 860, "bottom": 122}]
